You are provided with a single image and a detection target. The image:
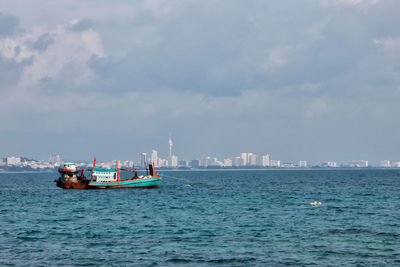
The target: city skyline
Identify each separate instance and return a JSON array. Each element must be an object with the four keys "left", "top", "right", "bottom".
[
  {"left": 1, "top": 133, "right": 399, "bottom": 169},
  {"left": 1, "top": 133, "right": 398, "bottom": 166},
  {"left": 2, "top": 153, "right": 400, "bottom": 170}
]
